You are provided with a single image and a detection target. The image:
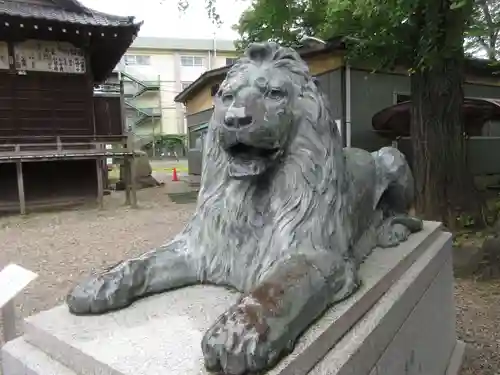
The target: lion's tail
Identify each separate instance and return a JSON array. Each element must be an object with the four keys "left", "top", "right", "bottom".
[{"left": 372, "top": 147, "right": 415, "bottom": 214}]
